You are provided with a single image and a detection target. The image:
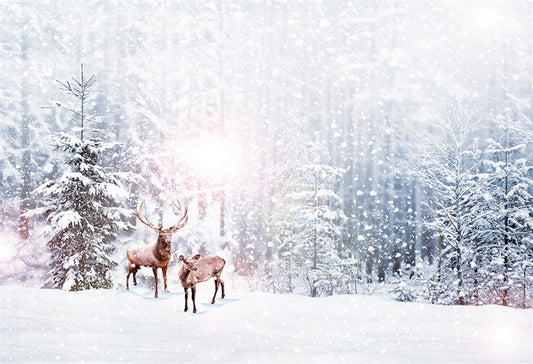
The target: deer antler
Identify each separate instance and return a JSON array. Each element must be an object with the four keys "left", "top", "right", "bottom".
[
  {"left": 170, "top": 199, "right": 189, "bottom": 231},
  {"left": 136, "top": 200, "right": 159, "bottom": 230}
]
